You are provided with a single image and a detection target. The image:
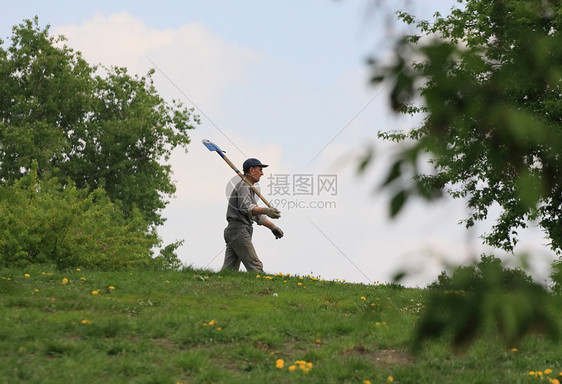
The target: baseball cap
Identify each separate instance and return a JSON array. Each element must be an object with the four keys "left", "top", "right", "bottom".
[{"left": 243, "top": 158, "right": 269, "bottom": 172}]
